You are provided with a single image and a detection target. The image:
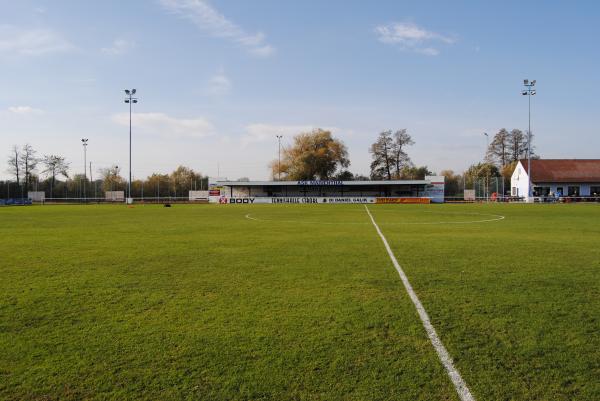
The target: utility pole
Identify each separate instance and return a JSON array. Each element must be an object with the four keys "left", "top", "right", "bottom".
[
  {"left": 276, "top": 135, "right": 283, "bottom": 180},
  {"left": 483, "top": 132, "right": 489, "bottom": 200},
  {"left": 90, "top": 161, "right": 95, "bottom": 199}
]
